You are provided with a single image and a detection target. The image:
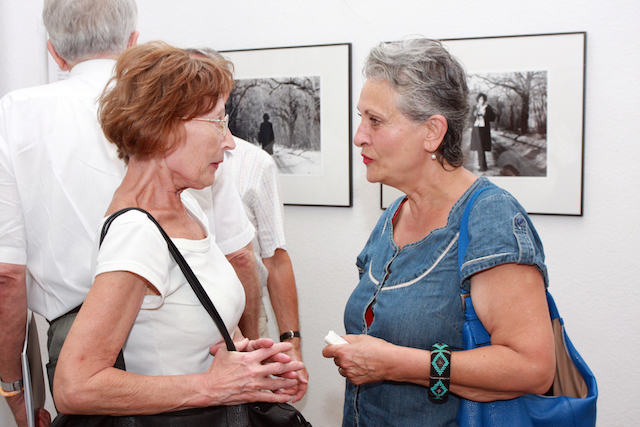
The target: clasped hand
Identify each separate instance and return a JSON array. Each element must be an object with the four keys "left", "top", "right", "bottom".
[{"left": 206, "top": 337, "right": 306, "bottom": 405}]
